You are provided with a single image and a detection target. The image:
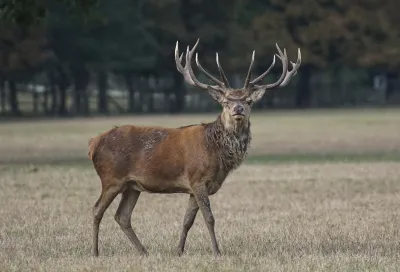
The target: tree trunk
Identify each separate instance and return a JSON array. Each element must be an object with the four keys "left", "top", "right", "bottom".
[
  {"left": 0, "top": 79, "right": 5, "bottom": 114},
  {"left": 148, "top": 92, "right": 155, "bottom": 112},
  {"left": 73, "top": 87, "right": 81, "bottom": 115},
  {"left": 97, "top": 70, "right": 108, "bottom": 114},
  {"left": 81, "top": 78, "right": 90, "bottom": 116},
  {"left": 124, "top": 73, "right": 135, "bottom": 113},
  {"left": 56, "top": 66, "right": 69, "bottom": 116},
  {"left": 72, "top": 66, "right": 90, "bottom": 116},
  {"left": 8, "top": 81, "right": 21, "bottom": 116},
  {"left": 147, "top": 76, "right": 155, "bottom": 113},
  {"left": 385, "top": 72, "right": 397, "bottom": 102},
  {"left": 58, "top": 83, "right": 67, "bottom": 116},
  {"left": 138, "top": 77, "right": 145, "bottom": 113},
  {"left": 171, "top": 71, "right": 185, "bottom": 113},
  {"left": 32, "top": 89, "right": 39, "bottom": 115},
  {"left": 42, "top": 88, "right": 49, "bottom": 115},
  {"left": 295, "top": 64, "right": 312, "bottom": 108},
  {"left": 50, "top": 86, "right": 57, "bottom": 115},
  {"left": 48, "top": 72, "right": 58, "bottom": 115}
]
